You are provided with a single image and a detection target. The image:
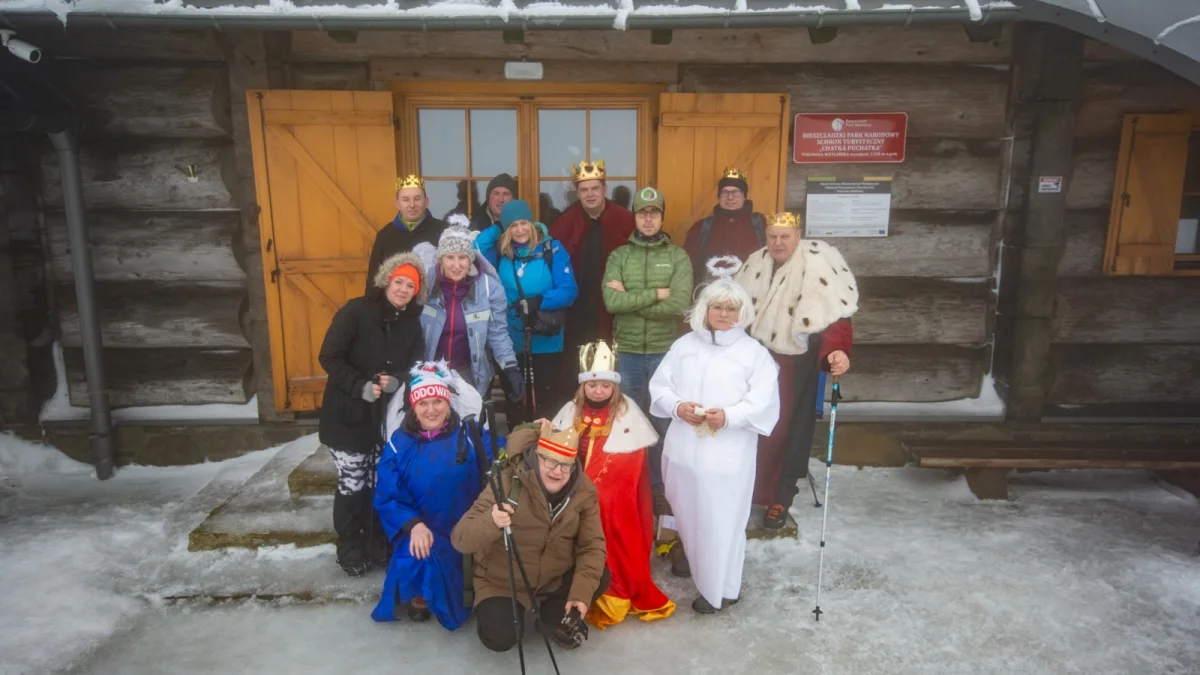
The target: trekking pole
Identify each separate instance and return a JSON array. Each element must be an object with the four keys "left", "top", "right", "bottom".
[
  {"left": 812, "top": 375, "right": 842, "bottom": 622},
  {"left": 483, "top": 455, "right": 562, "bottom": 675},
  {"left": 366, "top": 375, "right": 384, "bottom": 564},
  {"left": 522, "top": 328, "right": 536, "bottom": 420}
]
